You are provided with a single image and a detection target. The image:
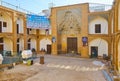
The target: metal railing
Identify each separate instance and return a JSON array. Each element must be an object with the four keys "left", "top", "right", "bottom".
[
  {"left": 0, "top": 1, "right": 112, "bottom": 15},
  {"left": 0, "top": 0, "right": 36, "bottom": 14},
  {"left": 0, "top": 50, "right": 22, "bottom": 64},
  {"left": 89, "top": 3, "right": 112, "bottom": 12}
]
